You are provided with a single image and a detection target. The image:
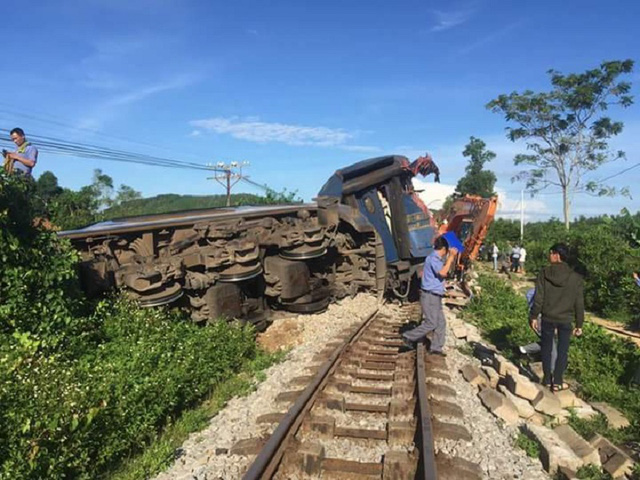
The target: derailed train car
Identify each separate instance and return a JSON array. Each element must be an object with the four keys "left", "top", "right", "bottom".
[{"left": 59, "top": 155, "right": 444, "bottom": 327}]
